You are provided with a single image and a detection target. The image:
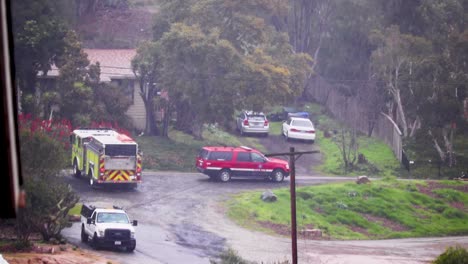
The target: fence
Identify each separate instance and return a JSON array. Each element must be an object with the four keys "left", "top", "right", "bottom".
[{"left": 304, "top": 76, "right": 403, "bottom": 162}]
